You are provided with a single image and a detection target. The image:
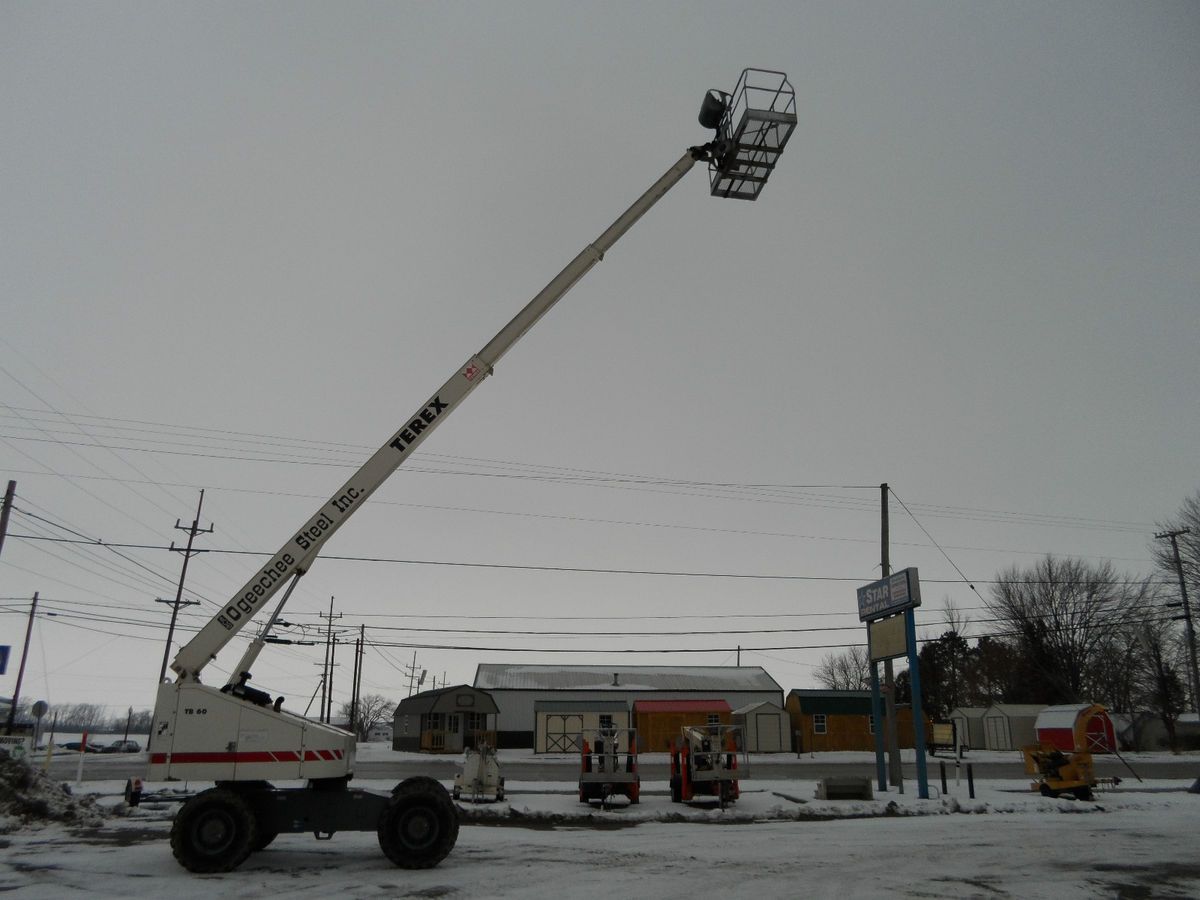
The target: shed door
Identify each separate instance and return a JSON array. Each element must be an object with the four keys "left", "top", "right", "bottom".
[
  {"left": 985, "top": 715, "right": 1011, "bottom": 751},
  {"left": 546, "top": 715, "right": 583, "bottom": 753},
  {"left": 756, "top": 713, "right": 782, "bottom": 752}
]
